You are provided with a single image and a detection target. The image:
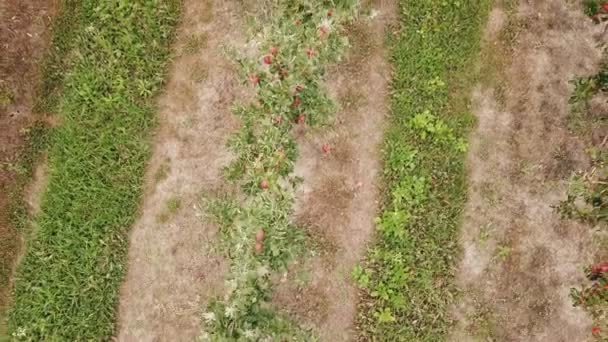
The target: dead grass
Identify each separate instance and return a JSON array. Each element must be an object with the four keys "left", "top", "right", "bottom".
[
  {"left": 153, "top": 158, "right": 171, "bottom": 184},
  {"left": 183, "top": 33, "right": 208, "bottom": 55},
  {"left": 115, "top": 1, "right": 245, "bottom": 340},
  {"left": 190, "top": 62, "right": 209, "bottom": 83},
  {"left": 156, "top": 197, "right": 182, "bottom": 223},
  {"left": 451, "top": 1, "right": 601, "bottom": 340}
]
